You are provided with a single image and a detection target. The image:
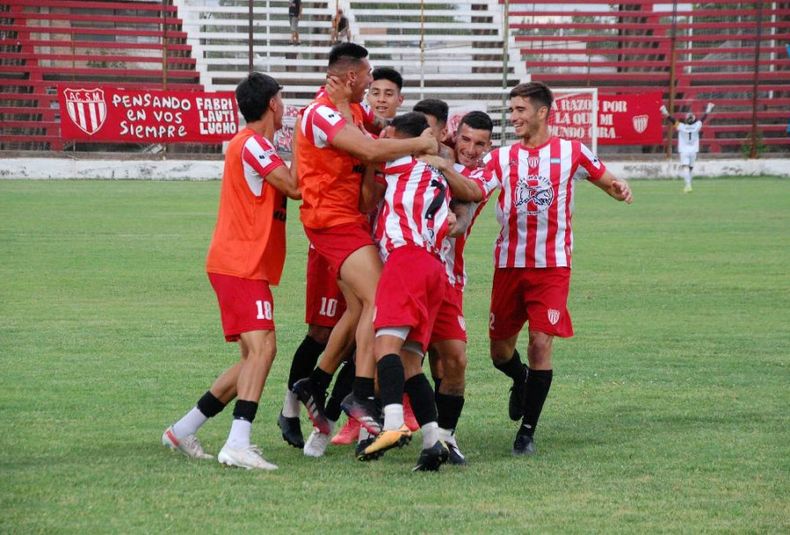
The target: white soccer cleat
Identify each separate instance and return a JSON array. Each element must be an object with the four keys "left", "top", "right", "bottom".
[
  {"left": 218, "top": 443, "right": 278, "bottom": 470},
  {"left": 162, "top": 426, "right": 213, "bottom": 460},
  {"left": 303, "top": 428, "right": 332, "bottom": 458},
  {"left": 683, "top": 184, "right": 693, "bottom": 193}
]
